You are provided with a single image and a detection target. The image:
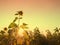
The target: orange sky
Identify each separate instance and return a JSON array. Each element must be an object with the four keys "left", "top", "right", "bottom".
[{"left": 0, "top": 0, "right": 60, "bottom": 33}]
